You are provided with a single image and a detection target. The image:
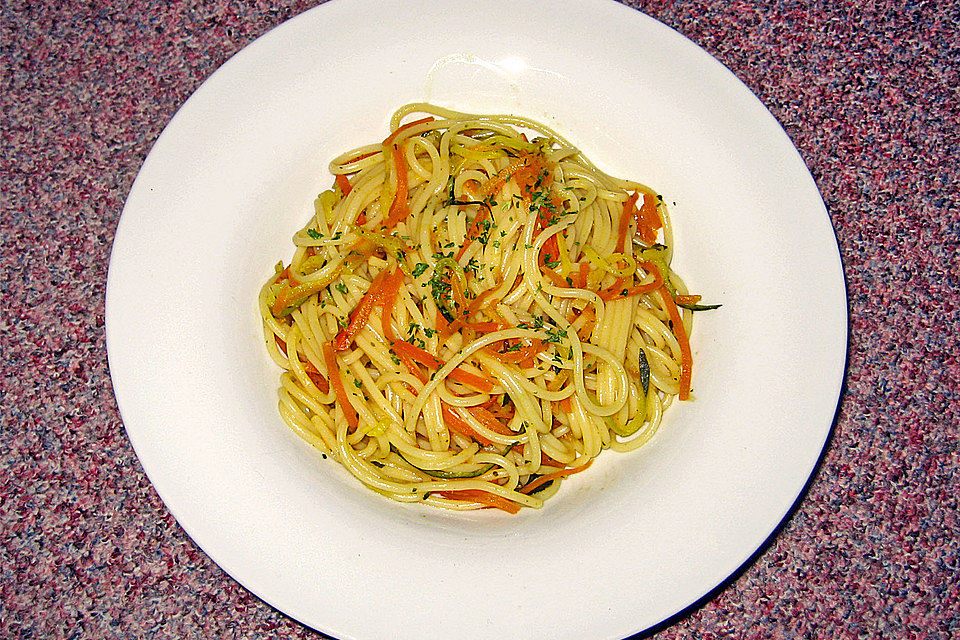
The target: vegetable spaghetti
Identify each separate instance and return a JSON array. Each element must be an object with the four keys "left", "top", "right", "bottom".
[{"left": 258, "top": 103, "right": 713, "bottom": 513}]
